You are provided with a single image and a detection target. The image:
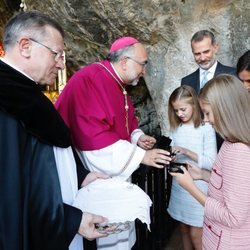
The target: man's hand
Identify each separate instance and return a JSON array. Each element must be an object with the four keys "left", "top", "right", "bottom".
[
  {"left": 78, "top": 212, "right": 109, "bottom": 240},
  {"left": 81, "top": 172, "right": 110, "bottom": 187},
  {"left": 137, "top": 135, "right": 156, "bottom": 150},
  {"left": 142, "top": 148, "right": 172, "bottom": 168}
]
